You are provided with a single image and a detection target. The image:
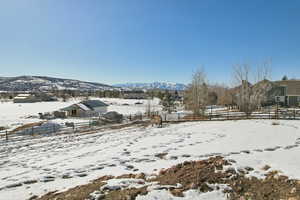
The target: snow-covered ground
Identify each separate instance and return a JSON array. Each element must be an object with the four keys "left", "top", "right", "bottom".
[
  {"left": 0, "top": 98, "right": 161, "bottom": 132},
  {"left": 136, "top": 188, "right": 228, "bottom": 200},
  {"left": 0, "top": 100, "right": 79, "bottom": 131},
  {"left": 98, "top": 97, "right": 161, "bottom": 115},
  {"left": 0, "top": 120, "right": 300, "bottom": 200}
]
